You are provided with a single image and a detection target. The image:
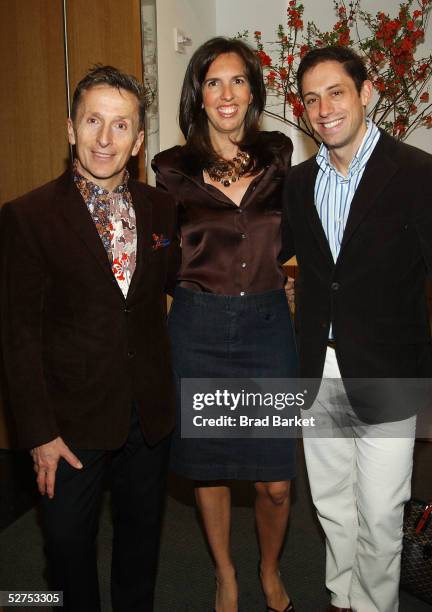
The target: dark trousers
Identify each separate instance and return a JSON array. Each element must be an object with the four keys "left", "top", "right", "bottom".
[{"left": 40, "top": 409, "right": 170, "bottom": 612}]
